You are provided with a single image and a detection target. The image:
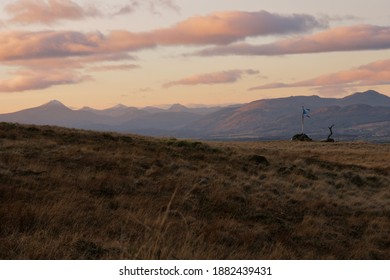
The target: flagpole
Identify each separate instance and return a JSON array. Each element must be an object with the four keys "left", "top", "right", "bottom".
[{"left": 301, "top": 106, "right": 304, "bottom": 134}]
